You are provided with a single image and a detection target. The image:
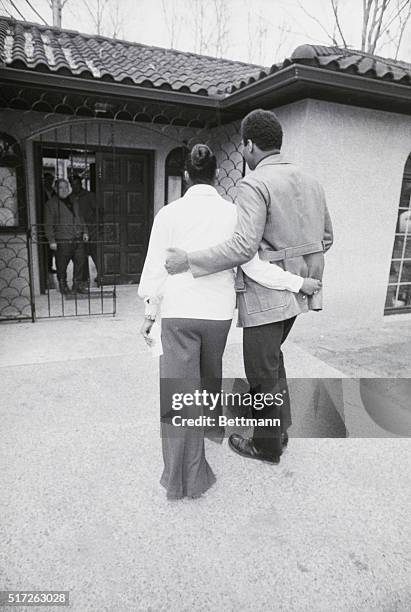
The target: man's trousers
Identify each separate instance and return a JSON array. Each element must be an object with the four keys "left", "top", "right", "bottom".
[
  {"left": 243, "top": 316, "right": 296, "bottom": 458},
  {"left": 55, "top": 239, "right": 85, "bottom": 286}
]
